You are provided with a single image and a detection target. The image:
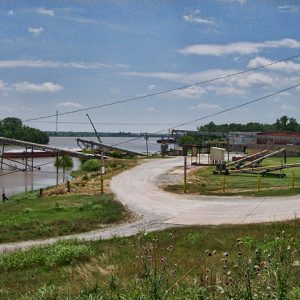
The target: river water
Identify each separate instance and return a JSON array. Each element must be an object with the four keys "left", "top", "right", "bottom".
[{"left": 0, "top": 136, "right": 161, "bottom": 197}]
